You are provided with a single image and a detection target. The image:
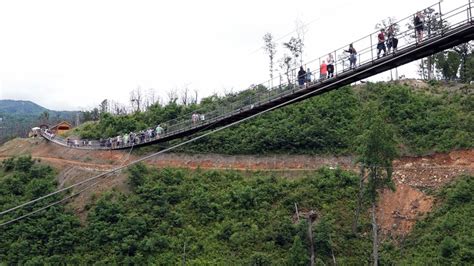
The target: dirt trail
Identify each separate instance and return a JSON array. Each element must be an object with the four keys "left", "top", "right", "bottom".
[{"left": 1, "top": 138, "right": 473, "bottom": 233}]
